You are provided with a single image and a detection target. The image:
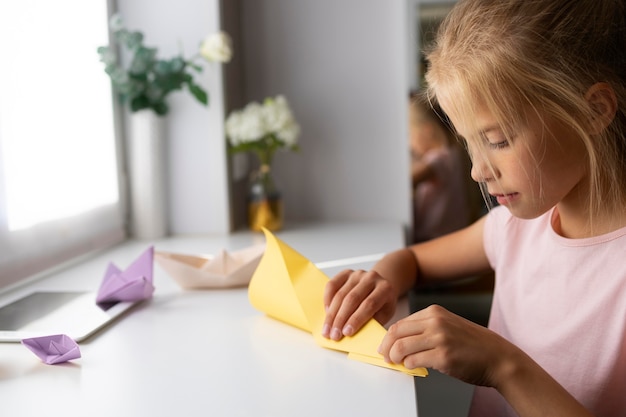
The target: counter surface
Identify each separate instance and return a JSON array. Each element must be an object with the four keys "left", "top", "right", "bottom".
[{"left": 0, "top": 222, "right": 419, "bottom": 417}]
